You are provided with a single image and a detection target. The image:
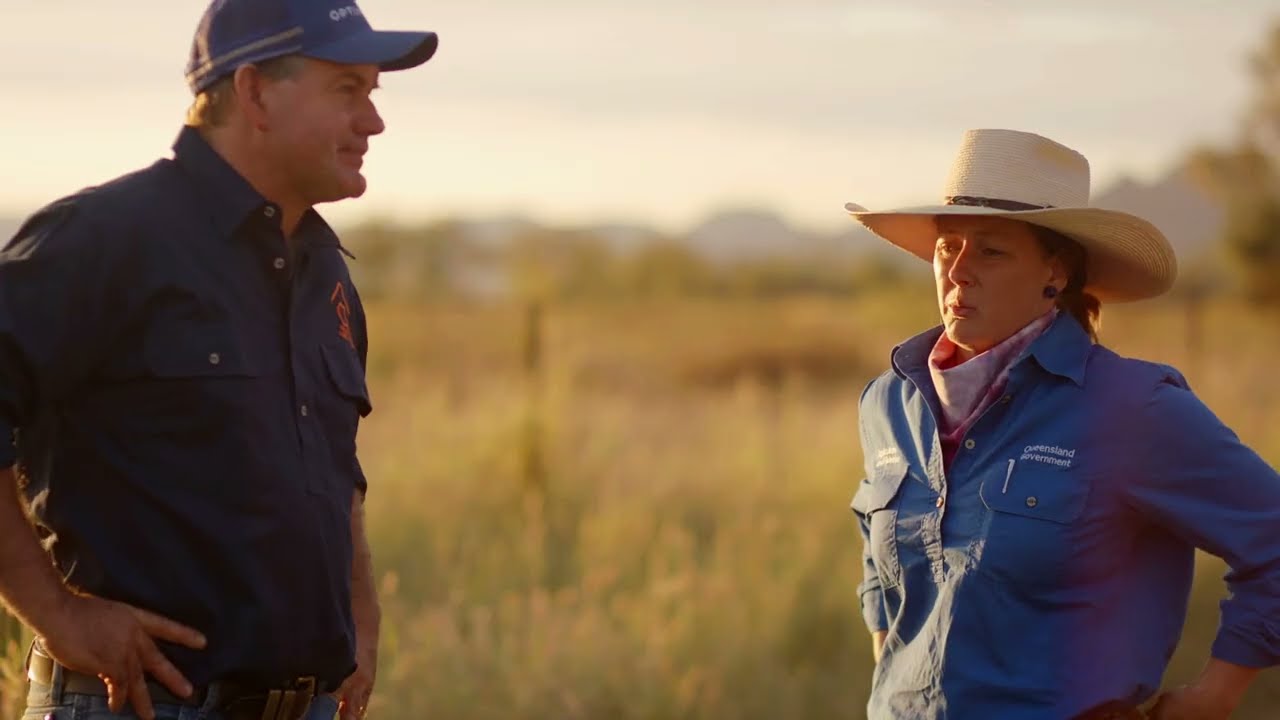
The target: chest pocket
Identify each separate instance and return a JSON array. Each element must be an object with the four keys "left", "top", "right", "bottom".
[
  {"left": 980, "top": 459, "right": 1089, "bottom": 523},
  {"left": 134, "top": 295, "right": 260, "bottom": 381},
  {"left": 852, "top": 465, "right": 909, "bottom": 590},
  {"left": 307, "top": 341, "right": 372, "bottom": 497},
  {"left": 144, "top": 336, "right": 258, "bottom": 379},
  {"left": 130, "top": 320, "right": 261, "bottom": 424},
  {"left": 320, "top": 341, "right": 371, "bottom": 416},
  {"left": 317, "top": 341, "right": 371, "bottom": 444},
  {"left": 977, "top": 459, "right": 1092, "bottom": 587}
]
